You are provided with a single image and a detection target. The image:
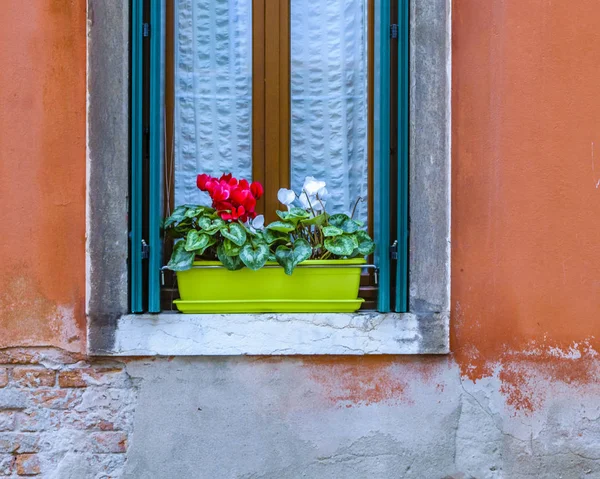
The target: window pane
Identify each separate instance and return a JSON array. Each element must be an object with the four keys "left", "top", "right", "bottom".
[
  {"left": 173, "top": 0, "right": 253, "bottom": 206},
  {"left": 290, "top": 0, "right": 369, "bottom": 224}
]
